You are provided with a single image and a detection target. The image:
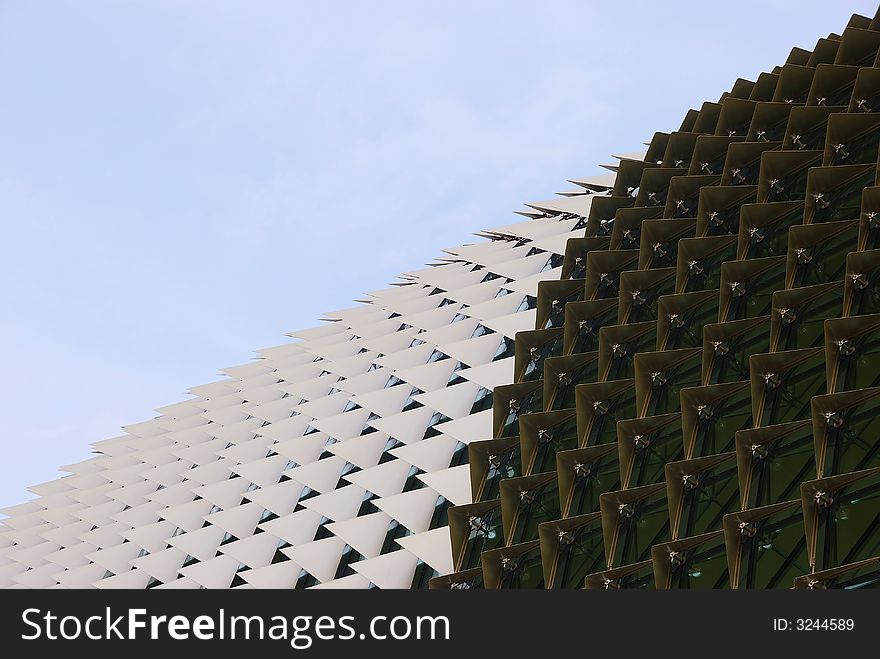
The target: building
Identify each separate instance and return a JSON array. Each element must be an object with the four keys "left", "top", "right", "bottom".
[{"left": 3, "top": 8, "right": 880, "bottom": 589}]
